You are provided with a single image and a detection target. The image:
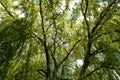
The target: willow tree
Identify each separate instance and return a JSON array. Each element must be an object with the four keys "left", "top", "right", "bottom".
[{"left": 0, "top": 0, "right": 120, "bottom": 80}]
